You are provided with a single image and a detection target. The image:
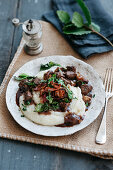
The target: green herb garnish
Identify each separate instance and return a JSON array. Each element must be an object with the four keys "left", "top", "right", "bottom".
[
  {"left": 50, "top": 101, "right": 59, "bottom": 110},
  {"left": 40, "top": 61, "right": 61, "bottom": 71},
  {"left": 57, "top": 79, "right": 73, "bottom": 99},
  {"left": 67, "top": 87, "right": 73, "bottom": 99},
  {"left": 56, "top": 0, "right": 113, "bottom": 47},
  {"left": 73, "top": 97, "right": 78, "bottom": 100},
  {"left": 77, "top": 80, "right": 86, "bottom": 85},
  {"left": 14, "top": 73, "right": 35, "bottom": 81},
  {"left": 24, "top": 100, "right": 31, "bottom": 105},
  {"left": 22, "top": 104, "right": 27, "bottom": 111},
  {"left": 46, "top": 92, "right": 53, "bottom": 104},
  {"left": 21, "top": 115, "right": 25, "bottom": 117},
  {"left": 48, "top": 74, "right": 57, "bottom": 84},
  {"left": 64, "top": 98, "right": 70, "bottom": 103},
  {"left": 35, "top": 101, "right": 59, "bottom": 113},
  {"left": 93, "top": 94, "right": 95, "bottom": 98},
  {"left": 40, "top": 80, "right": 47, "bottom": 83},
  {"left": 25, "top": 81, "right": 36, "bottom": 86},
  {"left": 85, "top": 102, "right": 89, "bottom": 107},
  {"left": 35, "top": 103, "right": 49, "bottom": 113}
]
